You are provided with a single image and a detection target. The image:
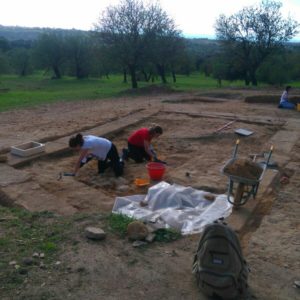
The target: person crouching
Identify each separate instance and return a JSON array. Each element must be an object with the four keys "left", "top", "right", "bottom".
[
  {"left": 69, "top": 133, "right": 124, "bottom": 177},
  {"left": 123, "top": 125, "right": 163, "bottom": 163}
]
